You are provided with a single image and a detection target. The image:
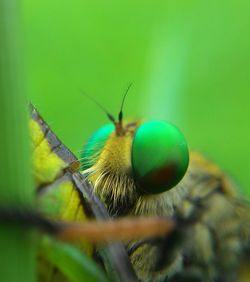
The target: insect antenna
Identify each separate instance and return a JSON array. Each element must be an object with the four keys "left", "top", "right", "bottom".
[
  {"left": 80, "top": 84, "right": 133, "bottom": 135},
  {"left": 80, "top": 90, "right": 116, "bottom": 123},
  {"left": 118, "top": 82, "right": 133, "bottom": 123}
]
